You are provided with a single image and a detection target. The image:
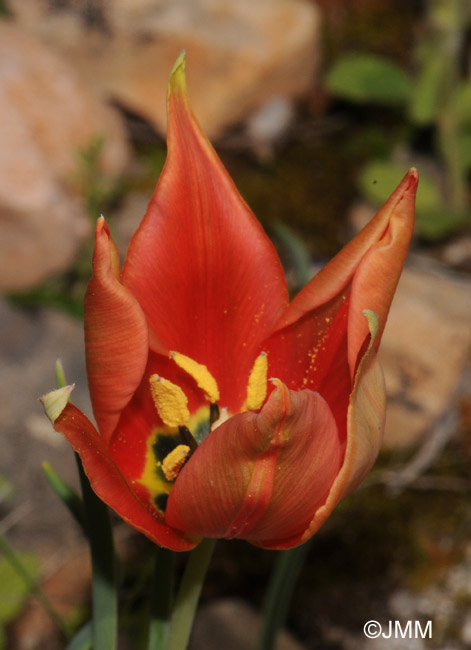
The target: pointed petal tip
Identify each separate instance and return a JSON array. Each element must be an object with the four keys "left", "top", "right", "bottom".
[
  {"left": 95, "top": 215, "right": 111, "bottom": 243},
  {"left": 171, "top": 50, "right": 187, "bottom": 75},
  {"left": 40, "top": 384, "right": 75, "bottom": 424},
  {"left": 169, "top": 50, "right": 188, "bottom": 94},
  {"left": 92, "top": 213, "right": 121, "bottom": 278},
  {"left": 400, "top": 167, "right": 419, "bottom": 196}
]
